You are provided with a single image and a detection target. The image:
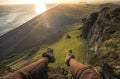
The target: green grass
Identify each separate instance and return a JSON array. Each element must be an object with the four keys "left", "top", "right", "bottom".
[
  {"left": 29, "top": 23, "right": 87, "bottom": 69},
  {"left": 50, "top": 30, "right": 87, "bottom": 69},
  {"left": 1, "top": 4, "right": 99, "bottom": 71},
  {"left": 0, "top": 4, "right": 100, "bottom": 77},
  {"left": 0, "top": 23, "right": 87, "bottom": 77},
  {"left": 0, "top": 22, "right": 87, "bottom": 77},
  {"left": 10, "top": 23, "right": 87, "bottom": 70}
]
